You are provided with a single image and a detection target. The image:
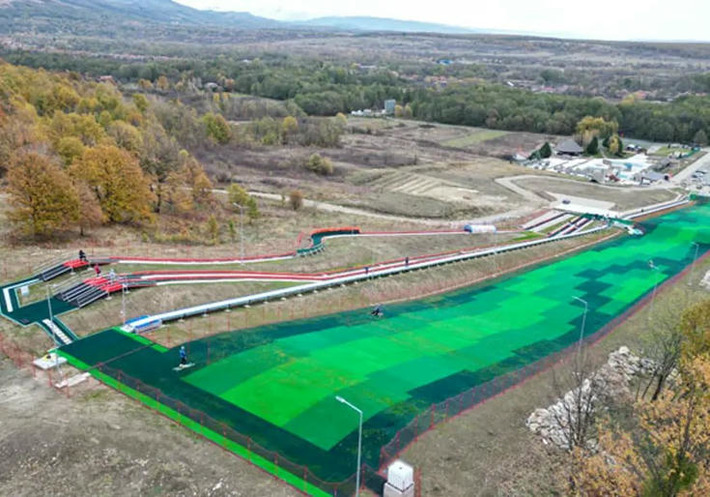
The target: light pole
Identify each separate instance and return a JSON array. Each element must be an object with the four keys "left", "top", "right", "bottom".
[
  {"left": 46, "top": 284, "right": 54, "bottom": 323},
  {"left": 689, "top": 242, "right": 700, "bottom": 287},
  {"left": 121, "top": 282, "right": 127, "bottom": 325},
  {"left": 336, "top": 395, "right": 363, "bottom": 497},
  {"left": 233, "top": 203, "right": 245, "bottom": 264},
  {"left": 572, "top": 296, "right": 588, "bottom": 358},
  {"left": 46, "top": 284, "right": 63, "bottom": 381}
]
